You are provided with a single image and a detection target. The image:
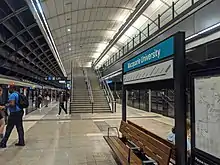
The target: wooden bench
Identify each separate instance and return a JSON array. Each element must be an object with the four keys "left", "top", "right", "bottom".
[
  {"left": 127, "top": 120, "right": 176, "bottom": 164},
  {"left": 104, "top": 121, "right": 172, "bottom": 165},
  {"left": 104, "top": 126, "right": 142, "bottom": 165}
]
